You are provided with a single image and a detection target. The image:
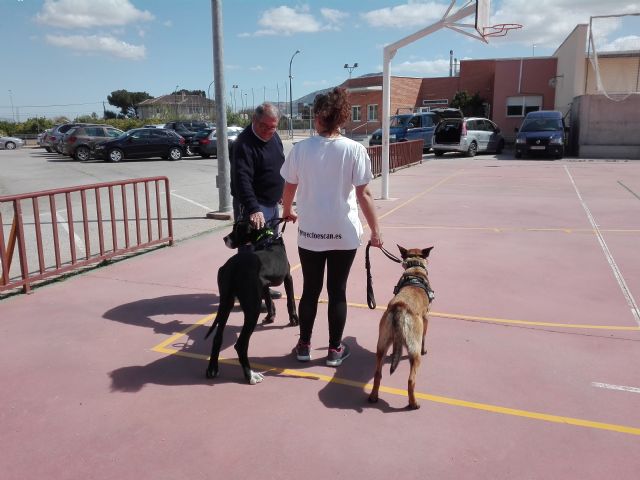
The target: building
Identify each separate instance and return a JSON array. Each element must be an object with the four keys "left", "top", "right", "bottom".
[
  {"left": 341, "top": 22, "right": 639, "bottom": 157},
  {"left": 137, "top": 93, "right": 215, "bottom": 121}
]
